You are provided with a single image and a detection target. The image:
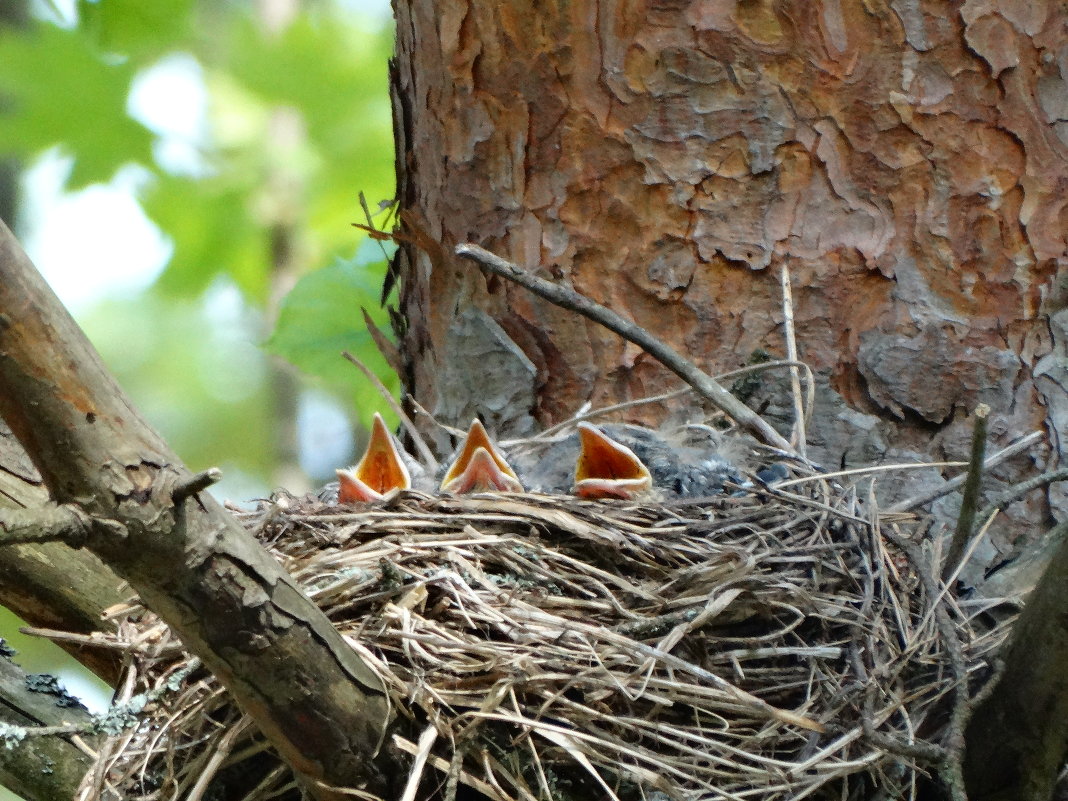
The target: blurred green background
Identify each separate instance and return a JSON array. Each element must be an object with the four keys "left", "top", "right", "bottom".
[{"left": 0, "top": 0, "right": 398, "bottom": 790}]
